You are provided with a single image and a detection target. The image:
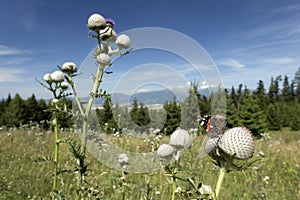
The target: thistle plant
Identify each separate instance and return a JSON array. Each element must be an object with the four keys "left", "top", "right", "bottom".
[
  {"left": 38, "top": 12, "right": 131, "bottom": 198},
  {"left": 203, "top": 115, "right": 256, "bottom": 200},
  {"left": 117, "top": 153, "right": 129, "bottom": 200},
  {"left": 157, "top": 128, "right": 192, "bottom": 200},
  {"left": 37, "top": 69, "right": 72, "bottom": 198}
]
